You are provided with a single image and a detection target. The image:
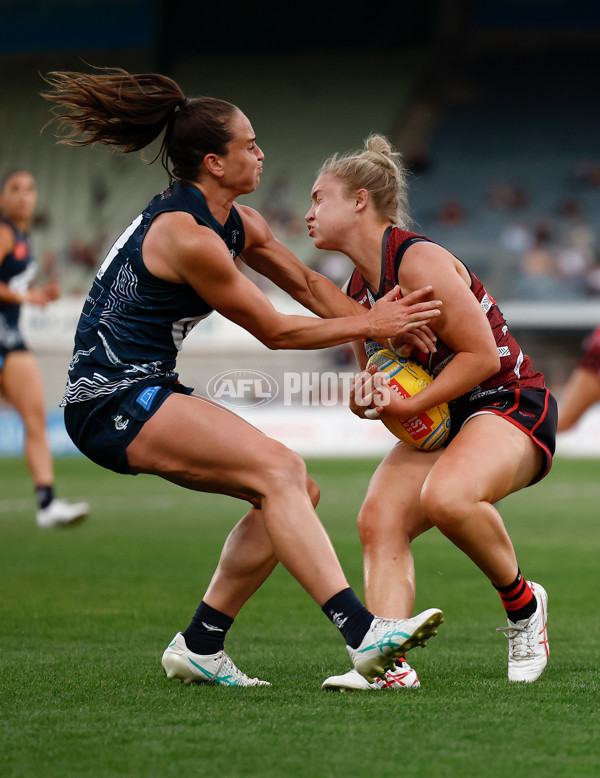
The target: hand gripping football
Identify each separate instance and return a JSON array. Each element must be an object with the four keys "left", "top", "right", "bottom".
[{"left": 366, "top": 348, "right": 451, "bottom": 450}]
